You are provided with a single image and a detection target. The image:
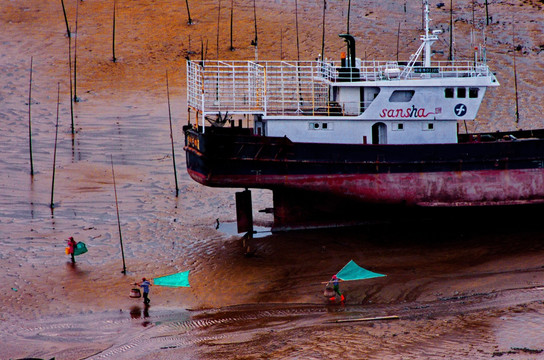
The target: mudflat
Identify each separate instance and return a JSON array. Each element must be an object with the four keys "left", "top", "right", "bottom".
[{"left": 1, "top": 0, "right": 543, "bottom": 359}]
